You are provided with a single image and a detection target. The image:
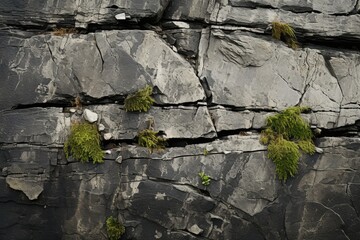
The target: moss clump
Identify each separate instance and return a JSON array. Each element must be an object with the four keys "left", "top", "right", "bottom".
[
  {"left": 64, "top": 122, "right": 104, "bottom": 164},
  {"left": 138, "top": 129, "right": 166, "bottom": 153},
  {"left": 124, "top": 85, "right": 155, "bottom": 112},
  {"left": 199, "top": 172, "right": 211, "bottom": 186},
  {"left": 271, "top": 21, "right": 298, "bottom": 49},
  {"left": 106, "top": 216, "right": 125, "bottom": 240},
  {"left": 261, "top": 106, "right": 315, "bottom": 182}
]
